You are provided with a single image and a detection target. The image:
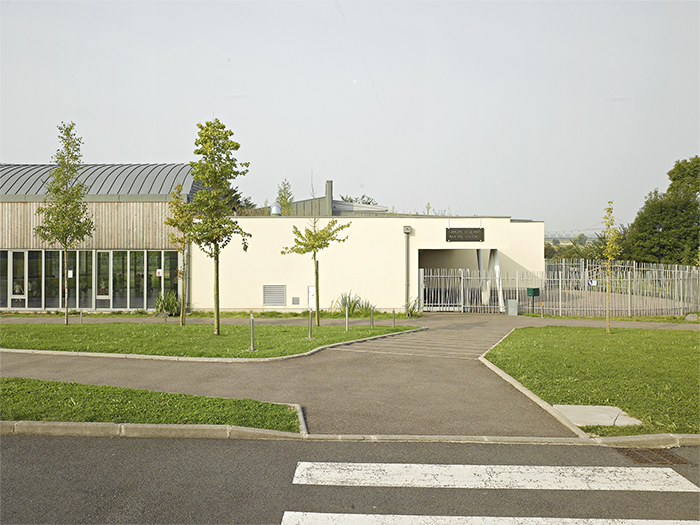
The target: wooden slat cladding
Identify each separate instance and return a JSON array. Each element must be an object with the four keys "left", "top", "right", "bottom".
[{"left": 1, "top": 202, "right": 178, "bottom": 249}]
